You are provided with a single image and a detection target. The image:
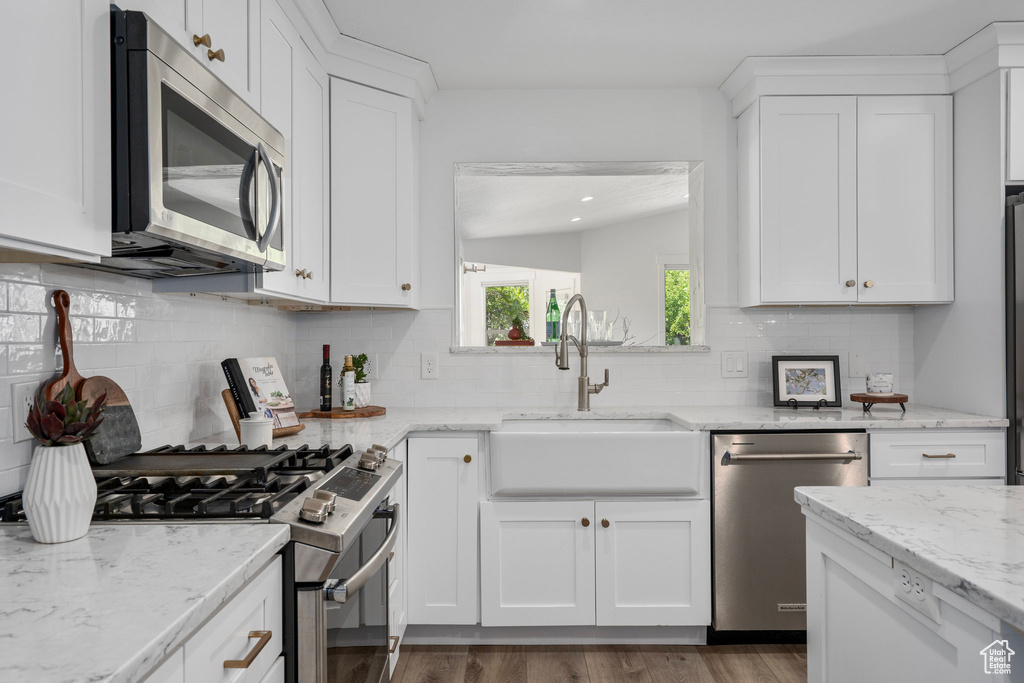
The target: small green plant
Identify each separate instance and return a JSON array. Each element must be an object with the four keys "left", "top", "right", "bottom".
[
  {"left": 352, "top": 353, "right": 369, "bottom": 383},
  {"left": 26, "top": 384, "right": 106, "bottom": 446}
]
